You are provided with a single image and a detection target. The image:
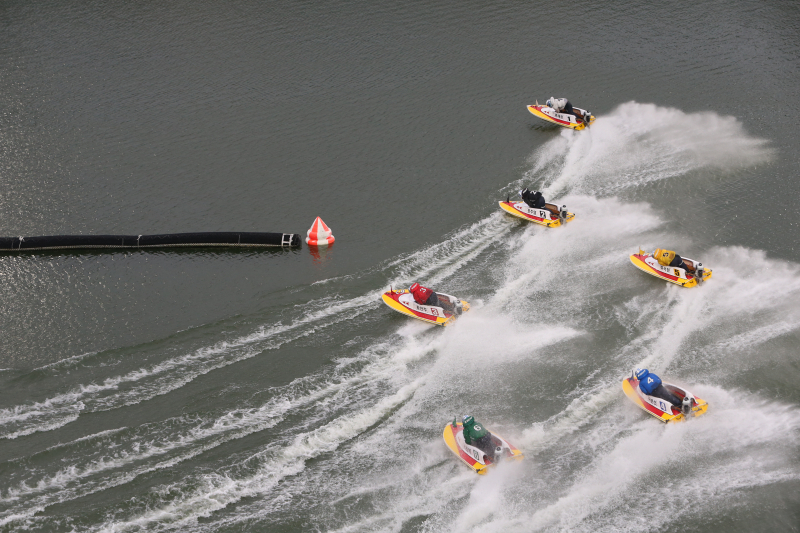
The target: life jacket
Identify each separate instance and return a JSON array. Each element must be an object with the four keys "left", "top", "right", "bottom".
[
  {"left": 409, "top": 283, "right": 434, "bottom": 305},
  {"left": 521, "top": 189, "right": 546, "bottom": 209},
  {"left": 462, "top": 417, "right": 488, "bottom": 445},
  {"left": 638, "top": 371, "right": 662, "bottom": 395},
  {"left": 654, "top": 248, "right": 676, "bottom": 267},
  {"left": 549, "top": 97, "right": 568, "bottom": 113}
]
